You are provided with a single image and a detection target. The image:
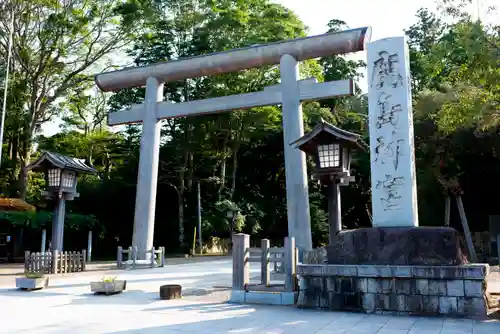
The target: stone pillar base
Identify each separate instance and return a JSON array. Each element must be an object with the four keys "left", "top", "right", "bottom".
[
  {"left": 326, "top": 227, "right": 468, "bottom": 265},
  {"left": 297, "top": 264, "right": 491, "bottom": 318}
]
